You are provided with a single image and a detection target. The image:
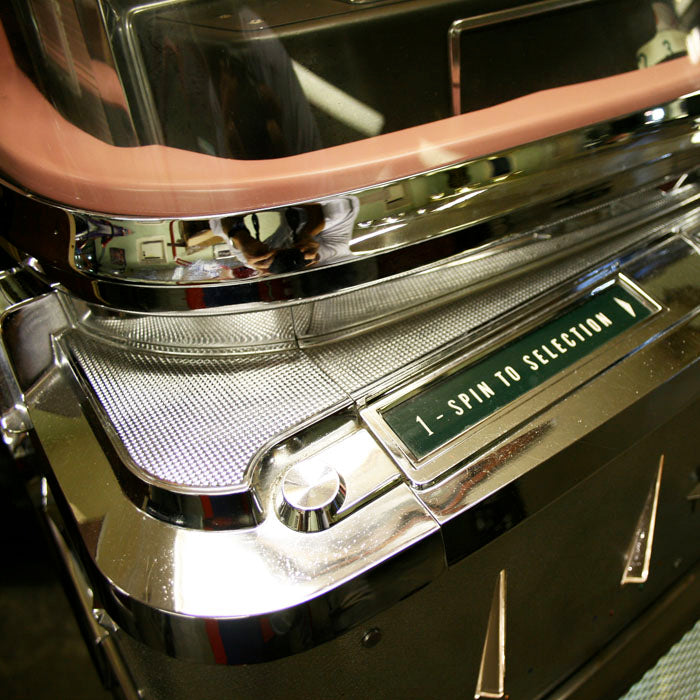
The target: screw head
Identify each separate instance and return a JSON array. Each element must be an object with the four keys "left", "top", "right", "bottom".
[{"left": 361, "top": 628, "right": 382, "bottom": 648}]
